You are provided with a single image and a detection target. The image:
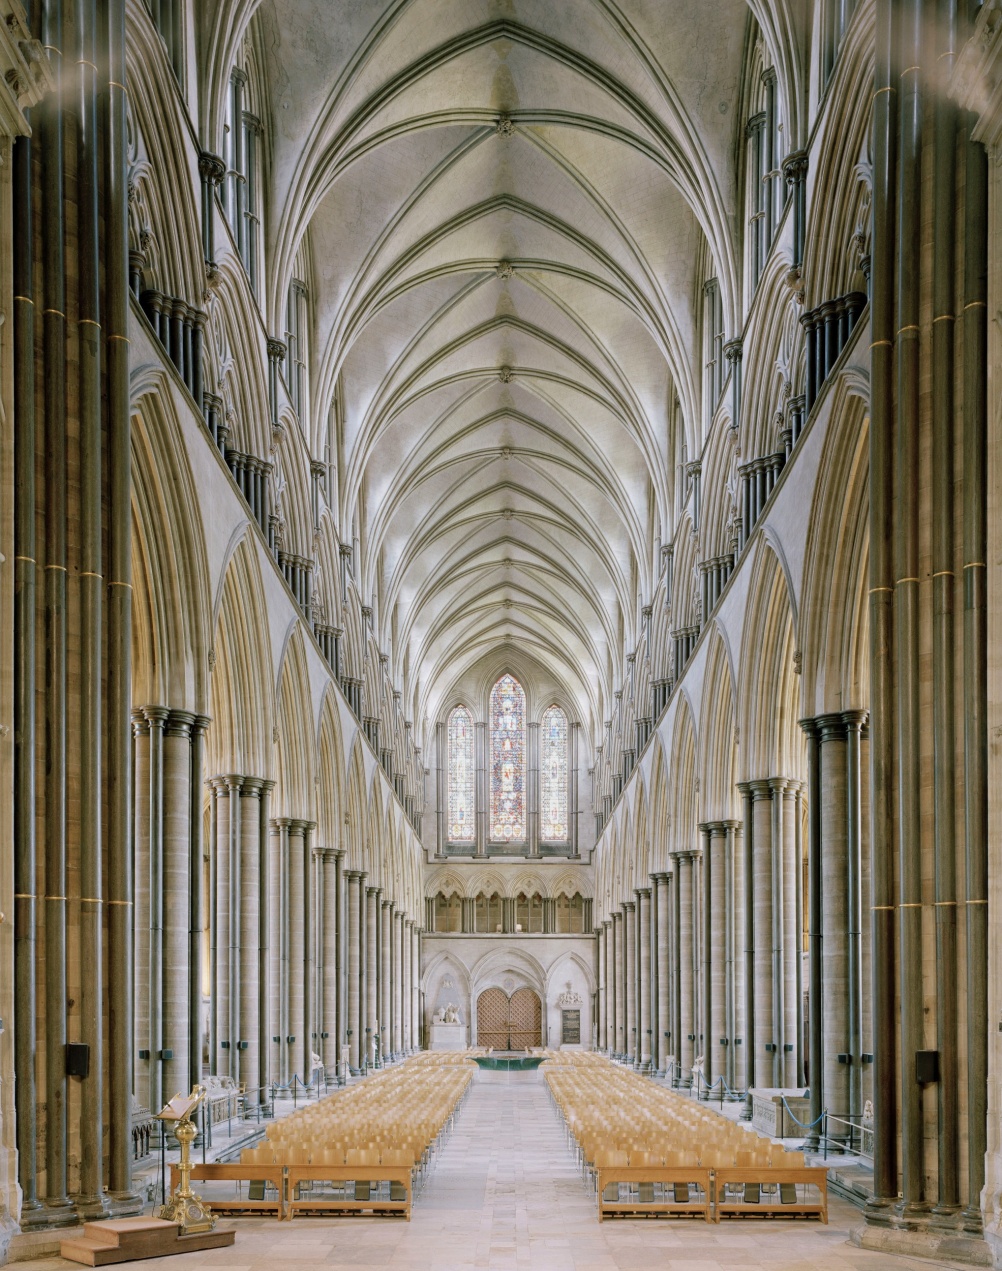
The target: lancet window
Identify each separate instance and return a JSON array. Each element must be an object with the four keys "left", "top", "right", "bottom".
[
  {"left": 540, "top": 705, "right": 569, "bottom": 841},
  {"left": 489, "top": 674, "right": 526, "bottom": 842},
  {"left": 448, "top": 705, "right": 475, "bottom": 843}
]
